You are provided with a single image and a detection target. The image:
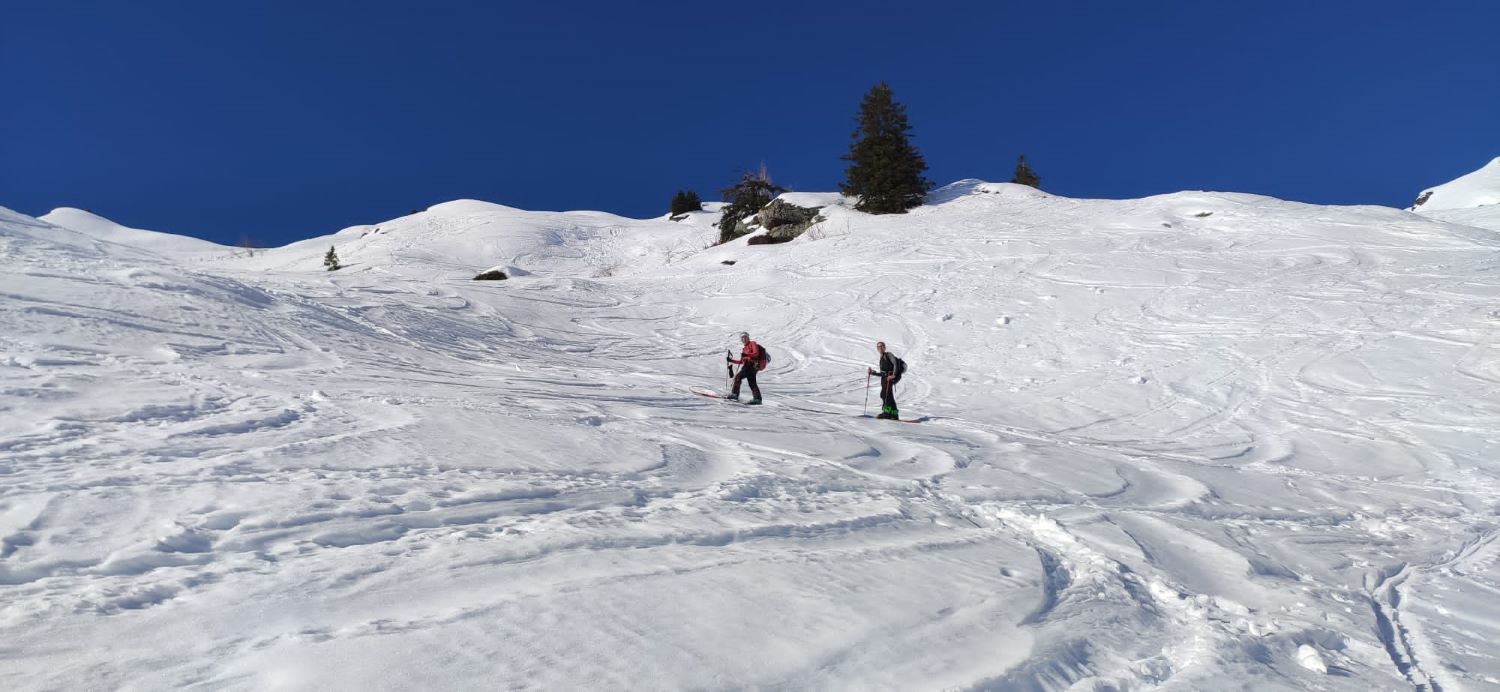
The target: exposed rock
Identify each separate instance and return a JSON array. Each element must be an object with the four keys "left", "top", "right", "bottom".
[
  {"left": 757, "top": 200, "right": 824, "bottom": 241},
  {"left": 759, "top": 200, "right": 819, "bottom": 230},
  {"left": 718, "top": 217, "right": 747, "bottom": 240},
  {"left": 748, "top": 235, "right": 793, "bottom": 245}
]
